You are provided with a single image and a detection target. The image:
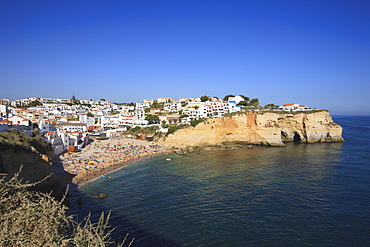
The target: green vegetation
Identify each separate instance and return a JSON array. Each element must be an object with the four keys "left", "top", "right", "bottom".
[
  {"left": 200, "top": 95, "right": 210, "bottom": 102},
  {"left": 0, "top": 172, "right": 133, "bottom": 247},
  {"left": 139, "top": 126, "right": 160, "bottom": 134},
  {"left": 21, "top": 100, "right": 43, "bottom": 108},
  {"left": 69, "top": 95, "right": 80, "bottom": 105},
  {"left": 0, "top": 129, "right": 52, "bottom": 155},
  {"left": 167, "top": 126, "right": 181, "bottom": 135},
  {"left": 238, "top": 97, "right": 259, "bottom": 107},
  {"left": 263, "top": 103, "right": 280, "bottom": 109},
  {"left": 222, "top": 94, "right": 260, "bottom": 108},
  {"left": 190, "top": 118, "right": 205, "bottom": 127},
  {"left": 223, "top": 94, "right": 235, "bottom": 101},
  {"left": 127, "top": 126, "right": 141, "bottom": 134},
  {"left": 87, "top": 112, "right": 94, "bottom": 117},
  {"left": 145, "top": 114, "right": 160, "bottom": 124},
  {"left": 150, "top": 100, "right": 164, "bottom": 109}
]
